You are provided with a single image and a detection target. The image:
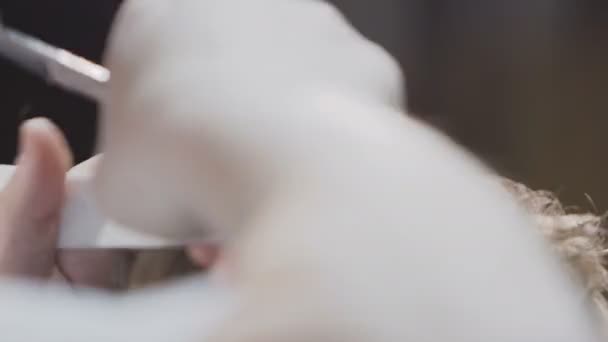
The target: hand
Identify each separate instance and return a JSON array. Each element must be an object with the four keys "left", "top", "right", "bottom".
[
  {"left": 0, "top": 118, "right": 132, "bottom": 289},
  {"left": 56, "top": 2, "right": 604, "bottom": 340},
  {"left": 94, "top": 0, "right": 405, "bottom": 241}
]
